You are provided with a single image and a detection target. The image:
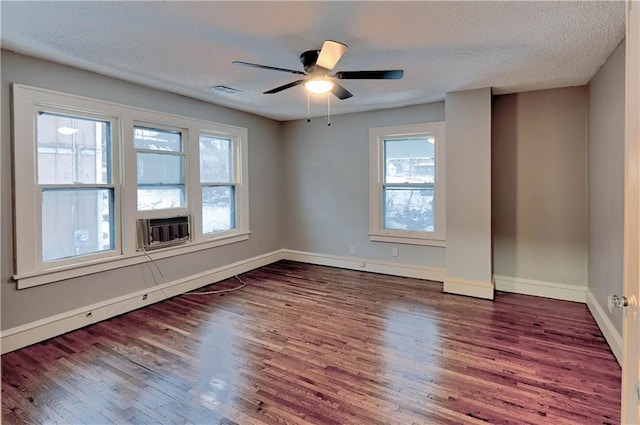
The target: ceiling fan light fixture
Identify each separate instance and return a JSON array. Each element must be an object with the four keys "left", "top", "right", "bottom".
[
  {"left": 305, "top": 78, "right": 334, "bottom": 94},
  {"left": 57, "top": 126, "right": 79, "bottom": 135}
]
